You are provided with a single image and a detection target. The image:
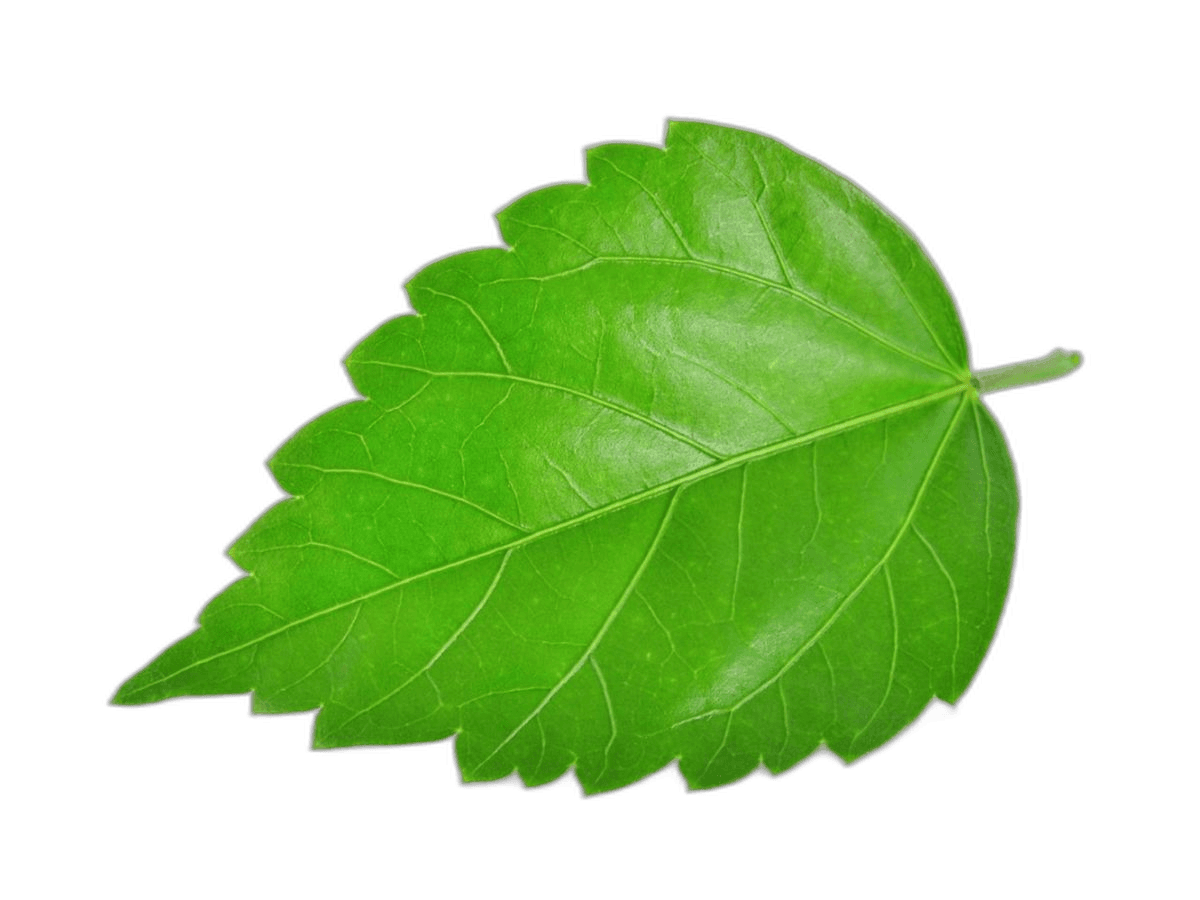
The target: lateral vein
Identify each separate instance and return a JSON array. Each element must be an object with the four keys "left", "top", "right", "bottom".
[
  {"left": 355, "top": 360, "right": 722, "bottom": 460},
  {"left": 469, "top": 488, "right": 681, "bottom": 774},
  {"left": 120, "top": 384, "right": 968, "bottom": 699},
  {"left": 674, "top": 394, "right": 969, "bottom": 727}
]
